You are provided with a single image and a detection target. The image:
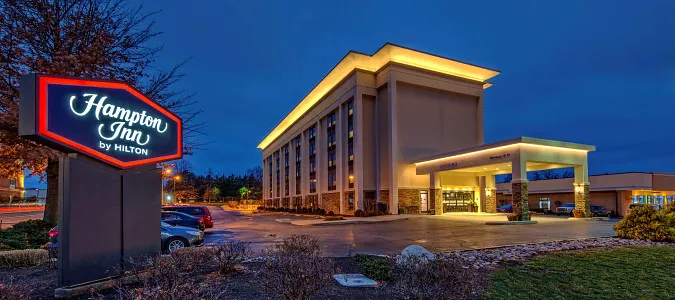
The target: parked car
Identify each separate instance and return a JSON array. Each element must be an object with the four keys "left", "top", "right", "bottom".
[
  {"left": 47, "top": 226, "right": 59, "bottom": 252},
  {"left": 556, "top": 203, "right": 575, "bottom": 216},
  {"left": 161, "top": 221, "right": 204, "bottom": 252},
  {"left": 590, "top": 205, "right": 612, "bottom": 218},
  {"left": 161, "top": 211, "right": 205, "bottom": 230},
  {"left": 496, "top": 204, "right": 512, "bottom": 213},
  {"left": 627, "top": 203, "right": 661, "bottom": 214},
  {"left": 162, "top": 205, "right": 213, "bottom": 228}
]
